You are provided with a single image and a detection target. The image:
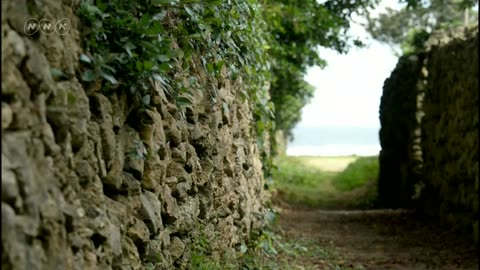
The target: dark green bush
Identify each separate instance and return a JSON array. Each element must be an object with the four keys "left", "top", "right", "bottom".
[{"left": 332, "top": 156, "right": 379, "bottom": 191}]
